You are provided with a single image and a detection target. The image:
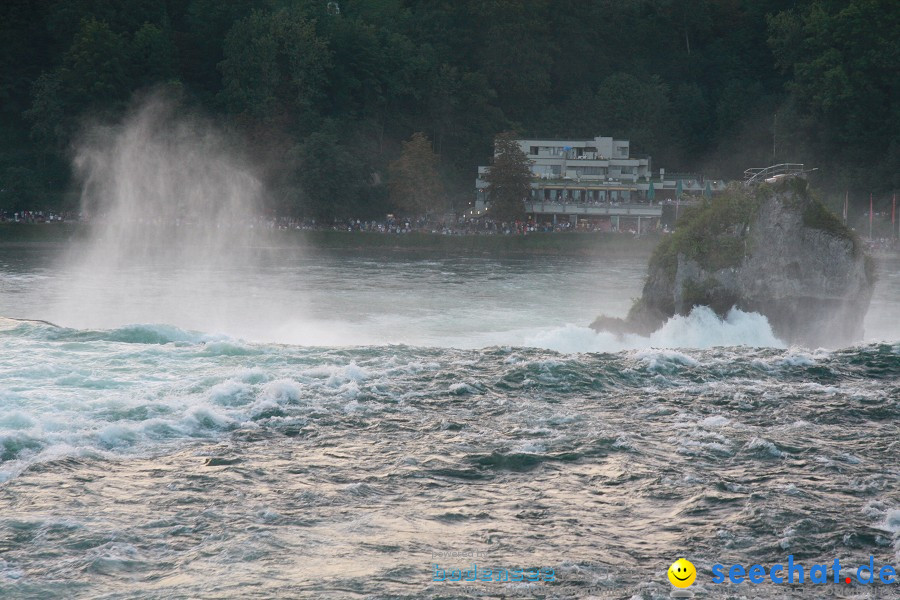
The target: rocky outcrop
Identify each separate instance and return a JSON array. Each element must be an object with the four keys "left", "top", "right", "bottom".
[{"left": 592, "top": 179, "right": 876, "bottom": 347}]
